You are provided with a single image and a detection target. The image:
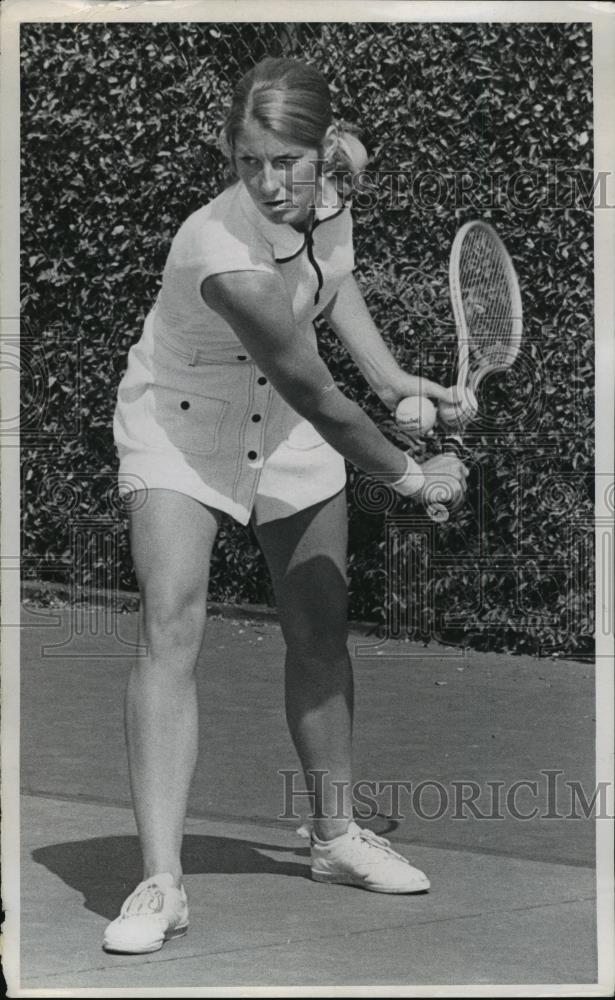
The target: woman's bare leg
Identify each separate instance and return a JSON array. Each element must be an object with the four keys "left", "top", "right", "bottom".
[
  {"left": 126, "top": 489, "right": 220, "bottom": 883},
  {"left": 254, "top": 490, "right": 353, "bottom": 840}
]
